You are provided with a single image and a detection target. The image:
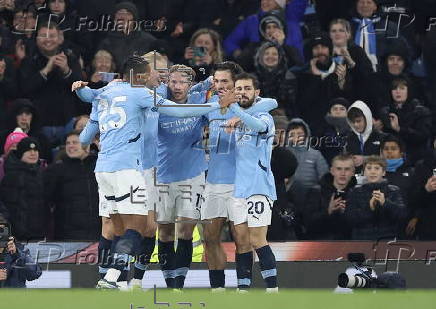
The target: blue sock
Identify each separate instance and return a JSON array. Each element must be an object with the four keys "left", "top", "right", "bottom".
[
  {"left": 112, "top": 229, "right": 142, "bottom": 272},
  {"left": 209, "top": 270, "right": 225, "bottom": 288},
  {"left": 236, "top": 251, "right": 253, "bottom": 289},
  {"left": 255, "top": 245, "right": 277, "bottom": 288},
  {"left": 98, "top": 236, "right": 112, "bottom": 279},
  {"left": 134, "top": 237, "right": 156, "bottom": 280},
  {"left": 174, "top": 238, "right": 193, "bottom": 289},
  {"left": 158, "top": 240, "right": 175, "bottom": 288}
]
